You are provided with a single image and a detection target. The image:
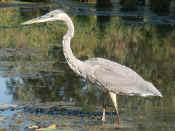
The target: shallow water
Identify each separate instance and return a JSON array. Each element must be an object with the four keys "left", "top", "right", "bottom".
[{"left": 0, "top": 0, "right": 175, "bottom": 130}]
